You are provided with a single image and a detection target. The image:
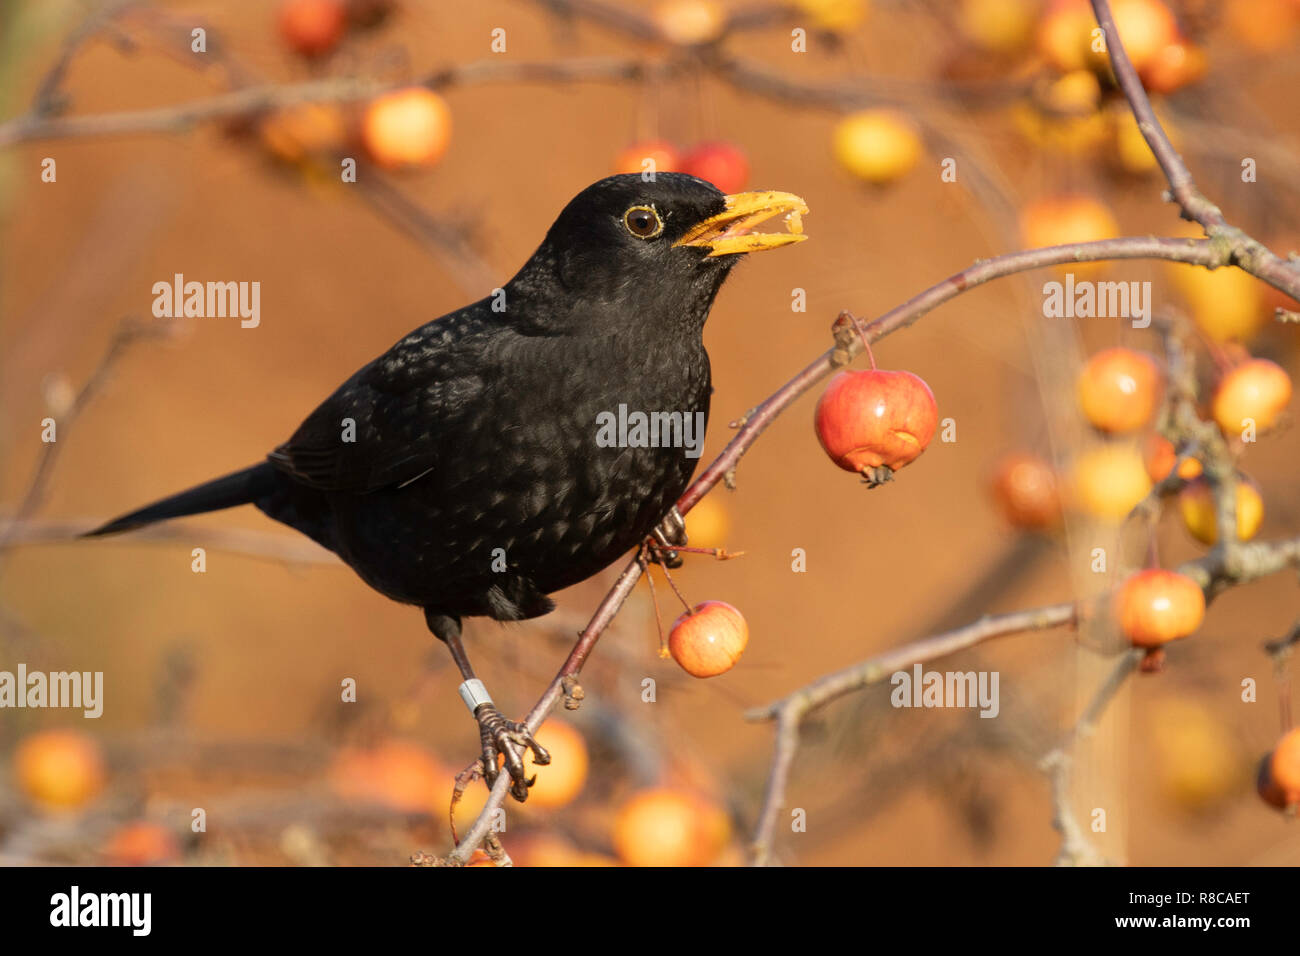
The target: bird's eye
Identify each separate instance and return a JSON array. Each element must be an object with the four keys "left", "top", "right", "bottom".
[{"left": 622, "top": 205, "right": 664, "bottom": 240}]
